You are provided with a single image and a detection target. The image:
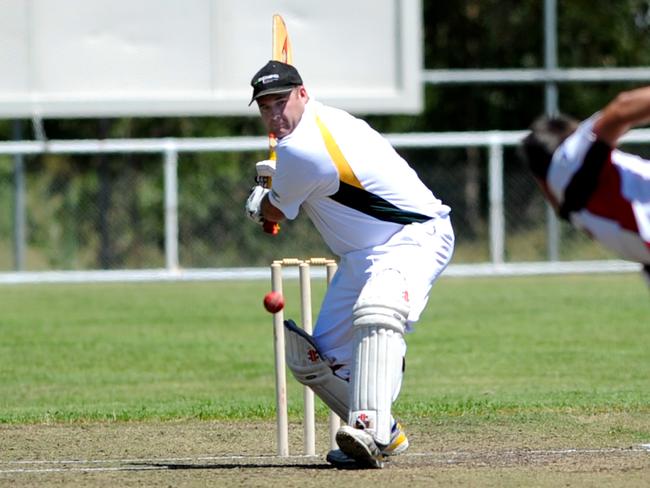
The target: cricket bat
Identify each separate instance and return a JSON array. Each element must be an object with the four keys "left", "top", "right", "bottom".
[{"left": 262, "top": 14, "right": 293, "bottom": 235}]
